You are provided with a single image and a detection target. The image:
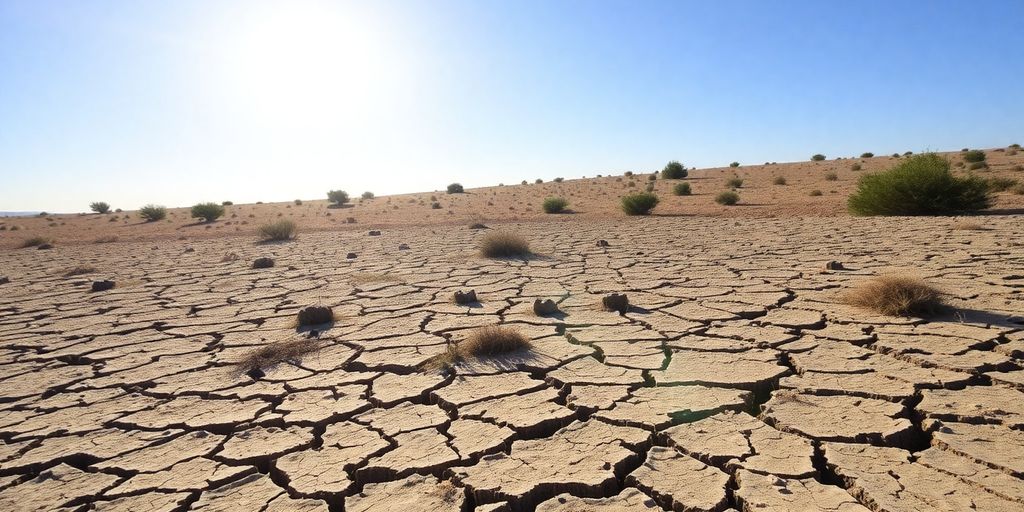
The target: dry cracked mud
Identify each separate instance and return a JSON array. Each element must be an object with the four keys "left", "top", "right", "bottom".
[{"left": 0, "top": 215, "right": 1022, "bottom": 511}]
